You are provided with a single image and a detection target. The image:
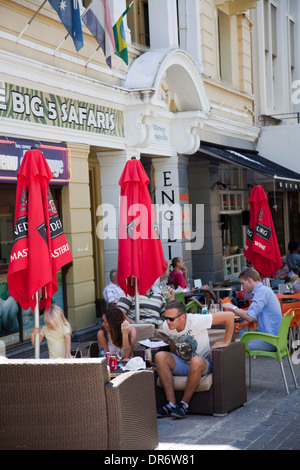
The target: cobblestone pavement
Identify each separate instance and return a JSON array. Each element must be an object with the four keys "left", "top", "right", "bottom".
[{"left": 157, "top": 355, "right": 300, "bottom": 450}]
